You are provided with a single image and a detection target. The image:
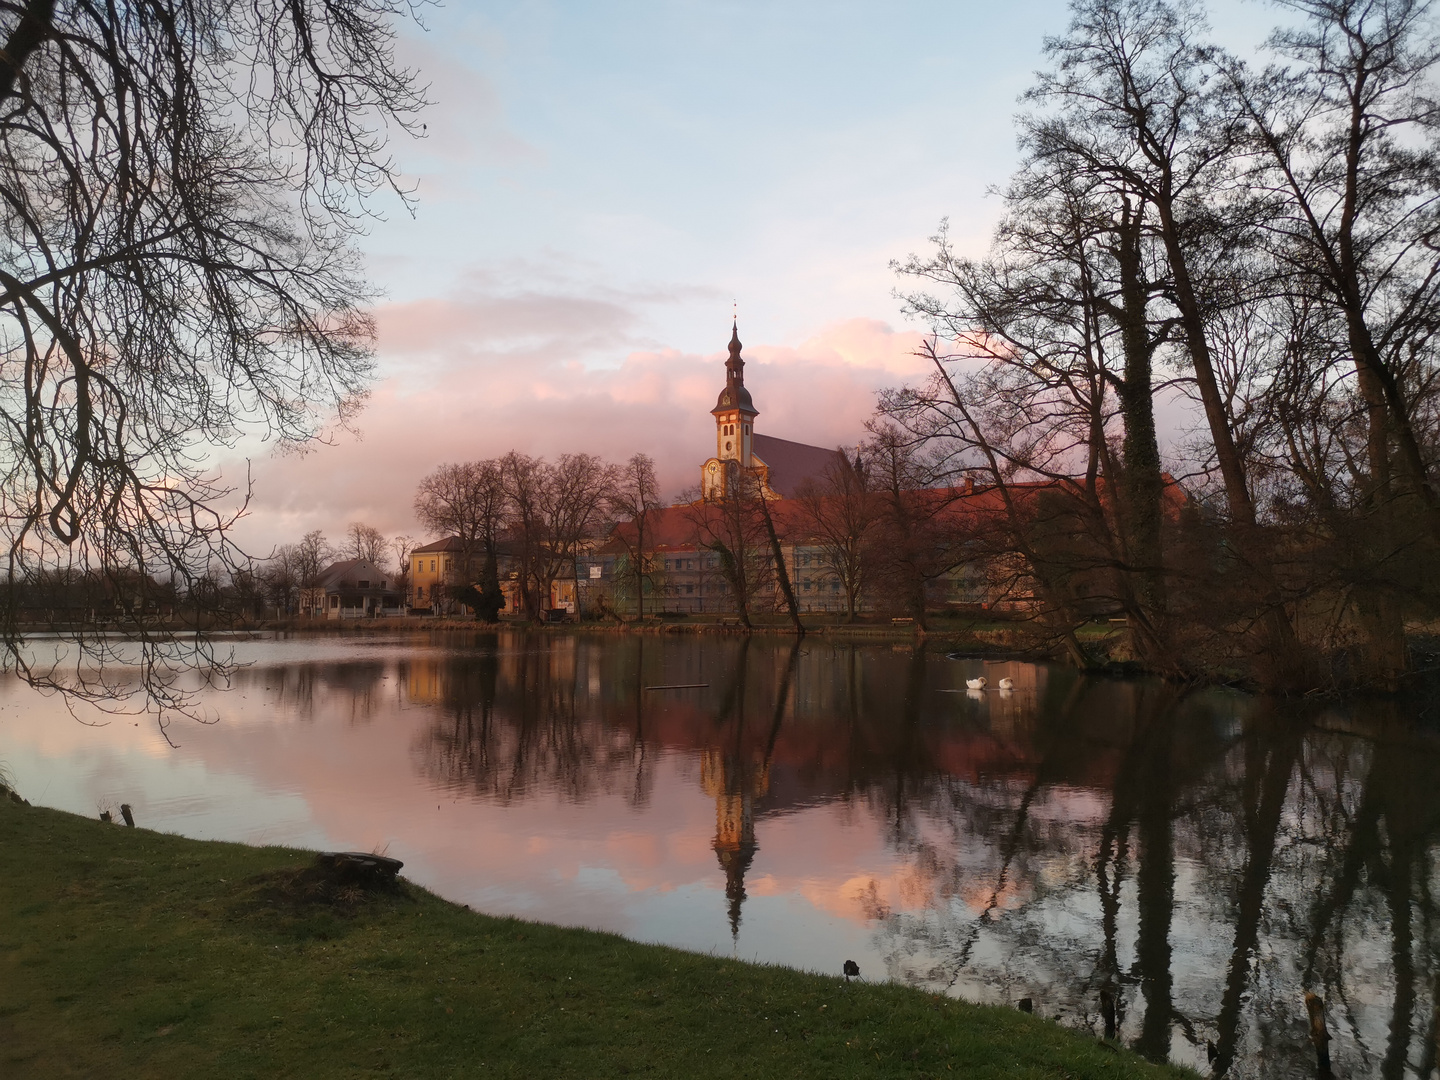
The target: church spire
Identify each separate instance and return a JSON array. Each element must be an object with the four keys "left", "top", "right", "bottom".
[
  {"left": 703, "top": 318, "right": 760, "bottom": 500},
  {"left": 713, "top": 321, "right": 757, "bottom": 418}
]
